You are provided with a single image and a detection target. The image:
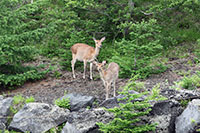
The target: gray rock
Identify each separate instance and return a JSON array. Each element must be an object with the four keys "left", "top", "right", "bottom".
[
  {"left": 150, "top": 115, "right": 171, "bottom": 133},
  {"left": 62, "top": 122, "right": 81, "bottom": 133},
  {"left": 66, "top": 108, "right": 113, "bottom": 133},
  {"left": 0, "top": 95, "right": 3, "bottom": 100},
  {"left": 150, "top": 100, "right": 183, "bottom": 133},
  {"left": 60, "top": 93, "right": 95, "bottom": 111},
  {"left": 175, "top": 99, "right": 200, "bottom": 133},
  {"left": 100, "top": 90, "right": 146, "bottom": 108},
  {"left": 160, "top": 89, "right": 200, "bottom": 100},
  {"left": 9, "top": 102, "right": 70, "bottom": 133},
  {"left": 0, "top": 97, "right": 13, "bottom": 130}
]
